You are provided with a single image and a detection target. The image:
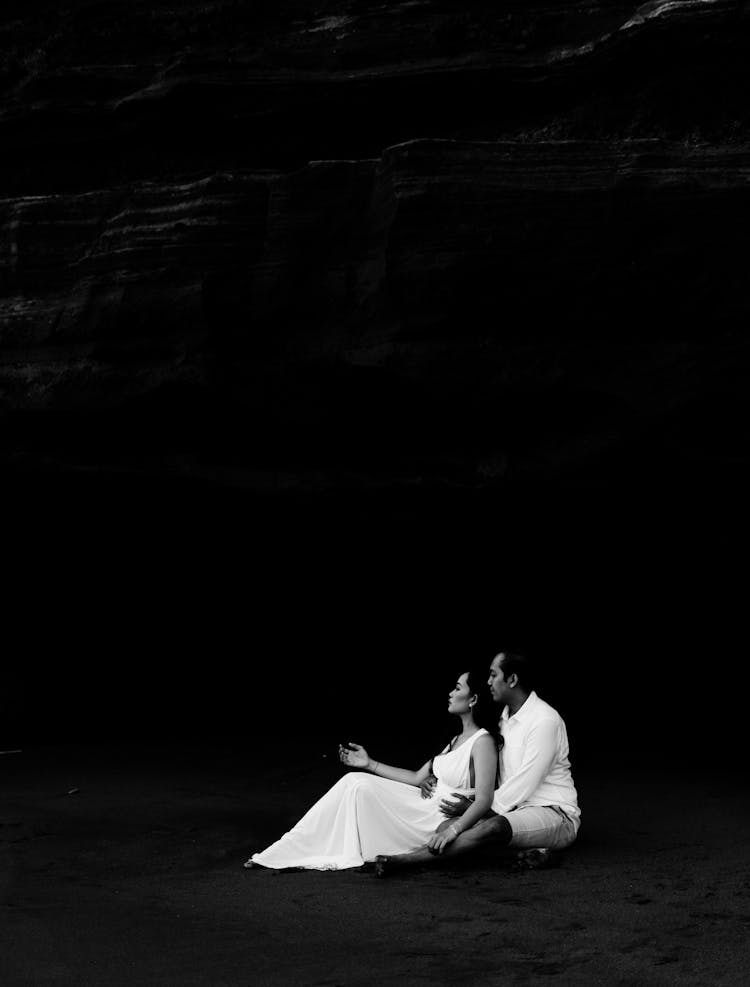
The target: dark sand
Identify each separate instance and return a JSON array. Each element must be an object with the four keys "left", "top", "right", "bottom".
[{"left": 3, "top": 745, "right": 749, "bottom": 986}]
